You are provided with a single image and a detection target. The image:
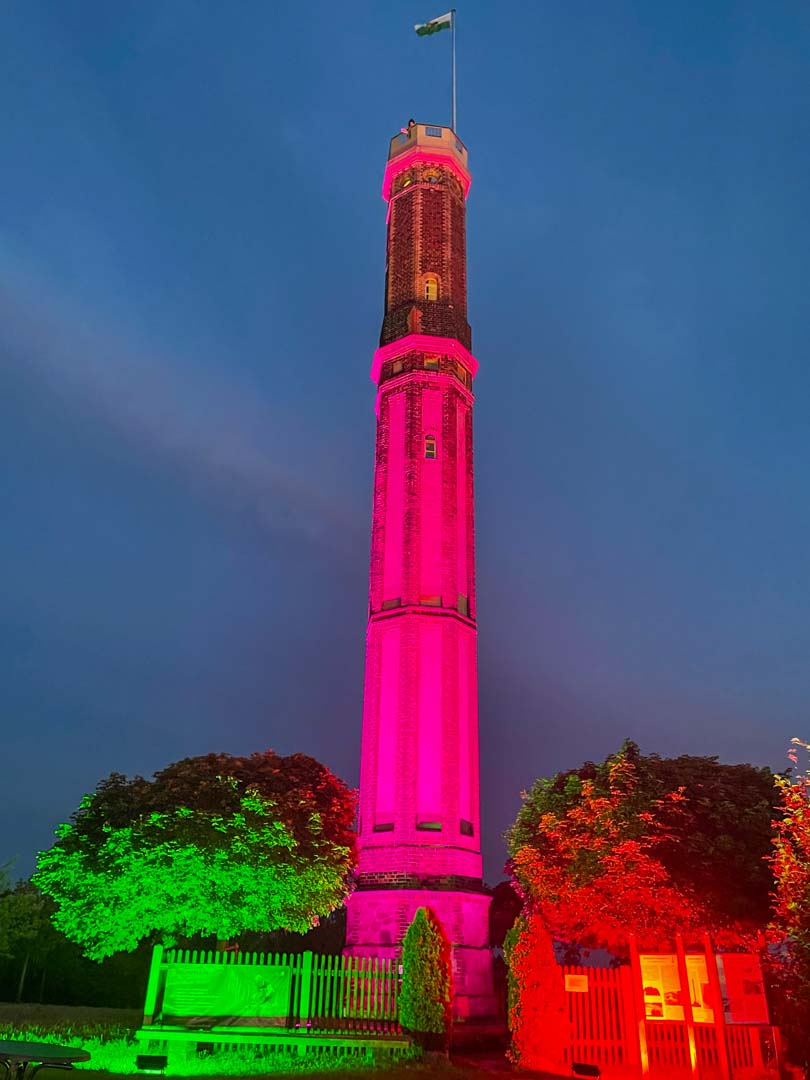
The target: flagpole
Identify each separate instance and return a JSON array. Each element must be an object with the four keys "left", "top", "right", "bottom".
[{"left": 451, "top": 9, "right": 457, "bottom": 132}]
